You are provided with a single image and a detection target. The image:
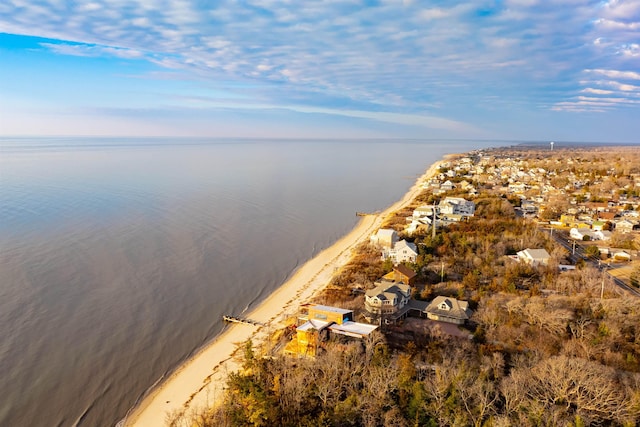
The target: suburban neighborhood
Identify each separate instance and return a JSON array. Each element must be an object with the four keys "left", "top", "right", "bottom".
[{"left": 211, "top": 145, "right": 640, "bottom": 426}]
